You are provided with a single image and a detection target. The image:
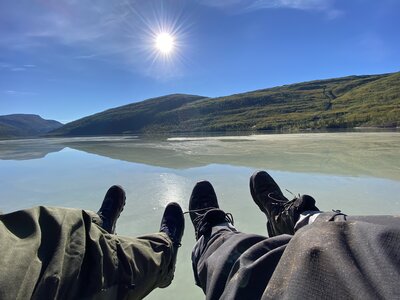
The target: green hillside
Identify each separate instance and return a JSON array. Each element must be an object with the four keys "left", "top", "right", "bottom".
[
  {"left": 50, "top": 72, "right": 400, "bottom": 136},
  {"left": 50, "top": 94, "right": 208, "bottom": 136},
  {"left": 0, "top": 114, "right": 63, "bottom": 139},
  {"left": 0, "top": 123, "right": 21, "bottom": 138}
]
